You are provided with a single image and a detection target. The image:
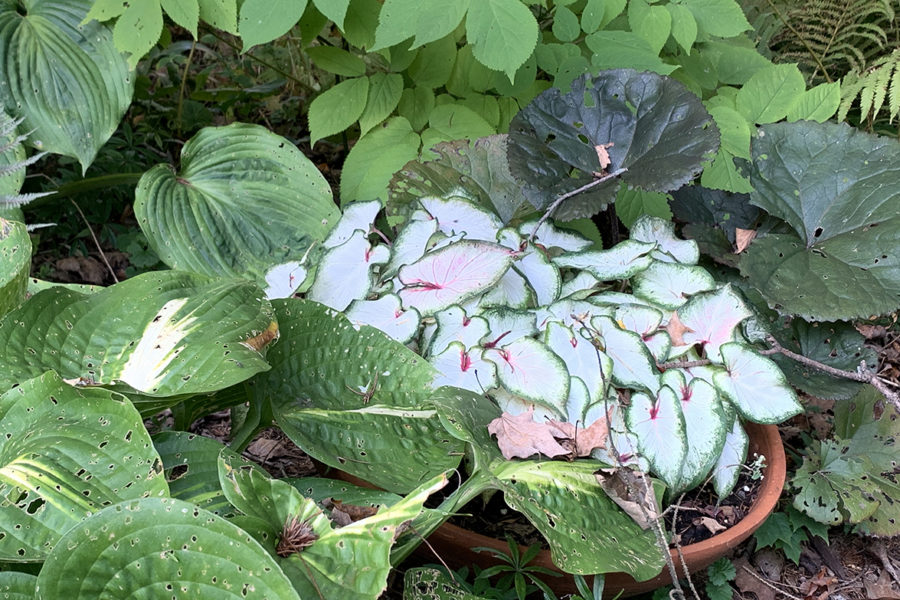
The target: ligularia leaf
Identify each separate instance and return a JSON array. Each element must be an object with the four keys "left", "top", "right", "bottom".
[{"left": 398, "top": 240, "right": 515, "bottom": 315}]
